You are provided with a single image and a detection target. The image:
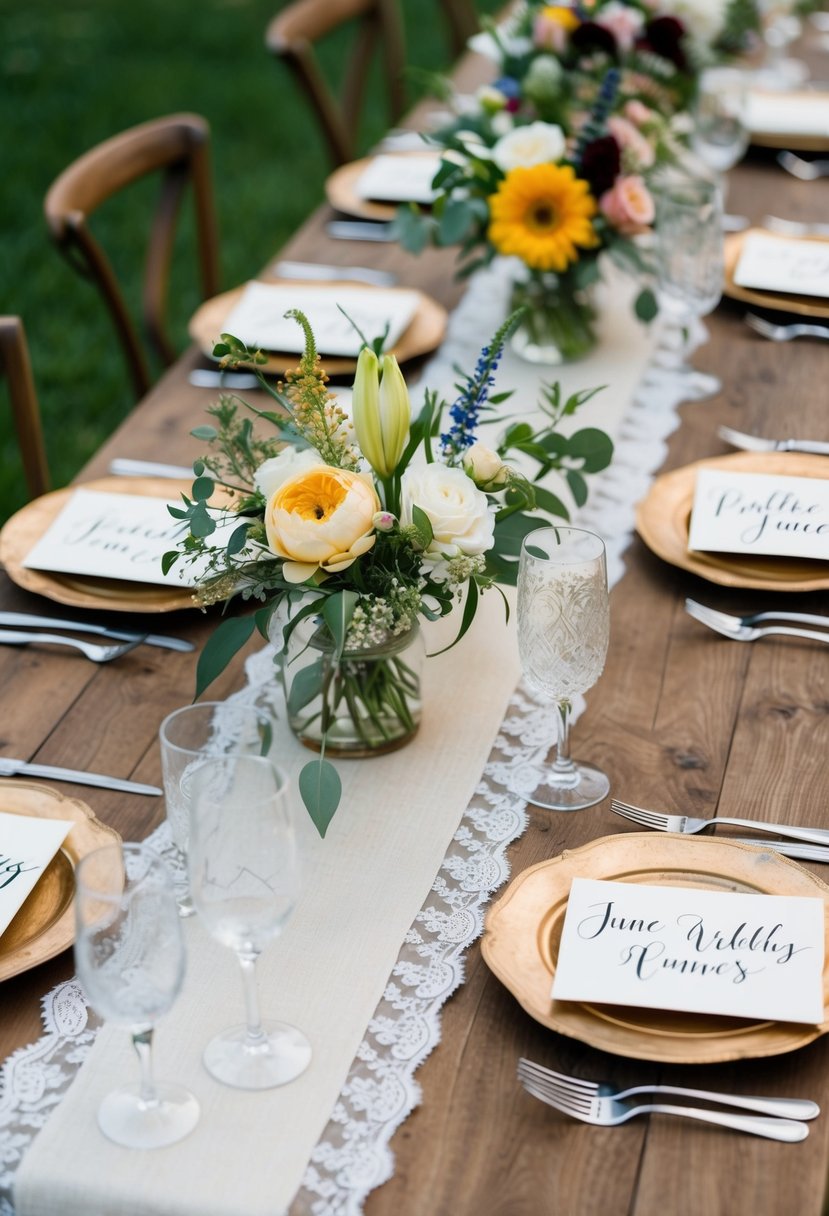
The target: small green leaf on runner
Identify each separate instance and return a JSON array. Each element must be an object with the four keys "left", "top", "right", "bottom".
[
  {"left": 299, "top": 758, "right": 342, "bottom": 837},
  {"left": 635, "top": 287, "right": 659, "bottom": 323},
  {"left": 195, "top": 615, "right": 256, "bottom": 699}
]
